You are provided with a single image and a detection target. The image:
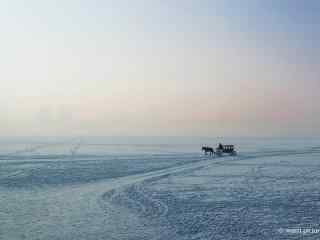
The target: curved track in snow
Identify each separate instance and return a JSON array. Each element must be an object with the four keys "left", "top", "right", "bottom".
[
  {"left": 2, "top": 145, "right": 320, "bottom": 239},
  {"left": 98, "top": 147, "right": 320, "bottom": 216}
]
